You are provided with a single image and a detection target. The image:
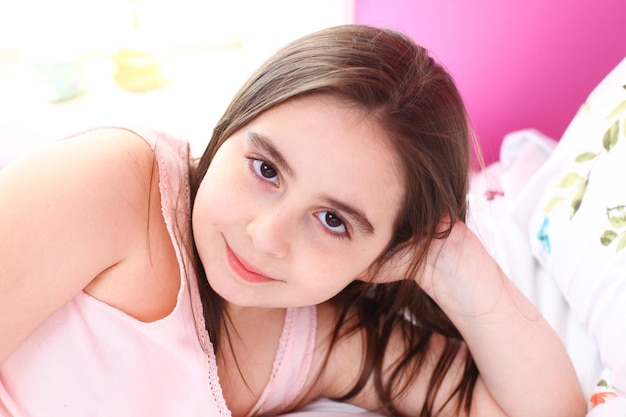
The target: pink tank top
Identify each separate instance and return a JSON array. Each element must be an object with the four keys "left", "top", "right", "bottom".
[{"left": 0, "top": 128, "right": 317, "bottom": 416}]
